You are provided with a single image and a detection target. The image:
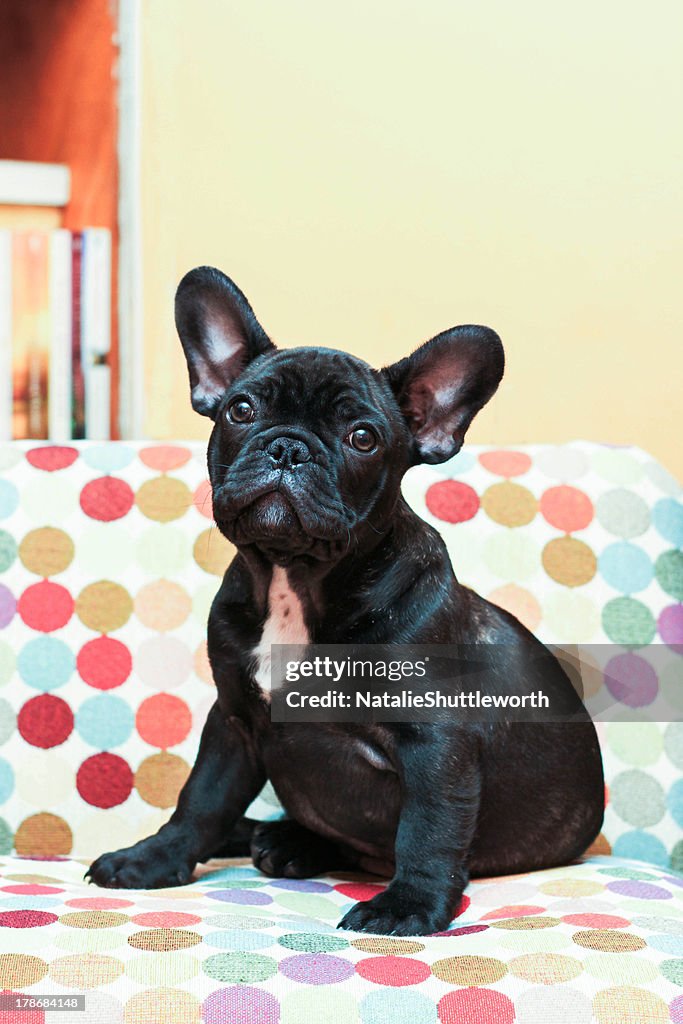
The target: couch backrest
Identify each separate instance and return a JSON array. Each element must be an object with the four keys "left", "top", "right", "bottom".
[{"left": 0, "top": 441, "right": 681, "bottom": 869}]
